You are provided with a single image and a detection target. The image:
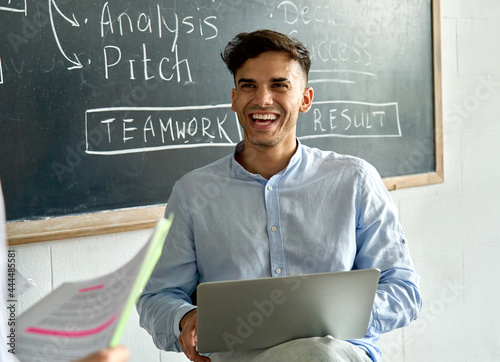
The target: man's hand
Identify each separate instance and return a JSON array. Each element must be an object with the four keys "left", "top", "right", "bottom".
[
  {"left": 178, "top": 309, "right": 211, "bottom": 362},
  {"left": 73, "top": 345, "right": 130, "bottom": 362}
]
